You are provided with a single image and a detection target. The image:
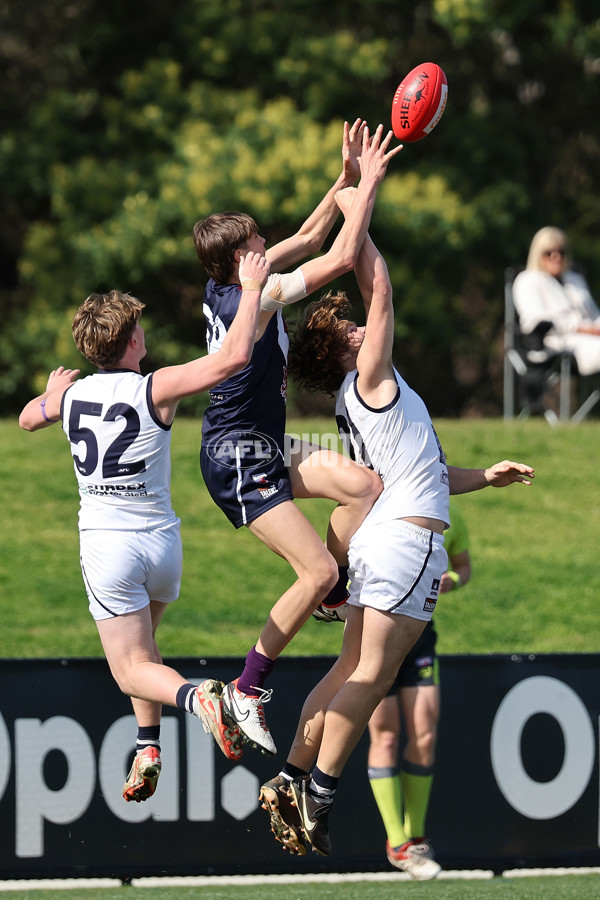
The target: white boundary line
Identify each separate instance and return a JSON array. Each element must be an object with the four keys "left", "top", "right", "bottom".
[{"left": 0, "top": 868, "right": 599, "bottom": 890}]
